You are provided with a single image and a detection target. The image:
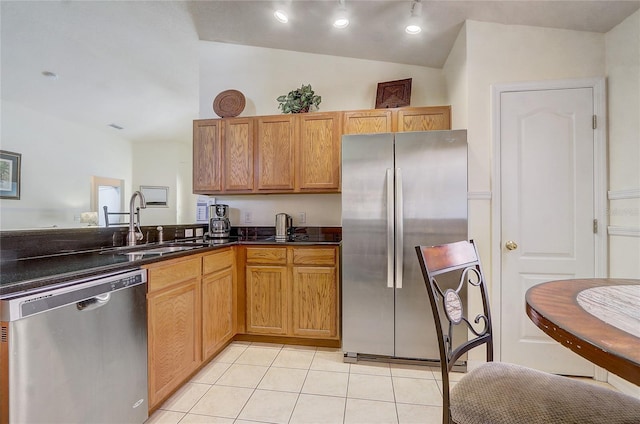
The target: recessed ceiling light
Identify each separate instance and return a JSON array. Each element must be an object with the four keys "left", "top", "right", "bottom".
[
  {"left": 42, "top": 71, "right": 58, "bottom": 80},
  {"left": 274, "top": 10, "right": 288, "bottom": 23},
  {"left": 405, "top": 24, "right": 422, "bottom": 34}
]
